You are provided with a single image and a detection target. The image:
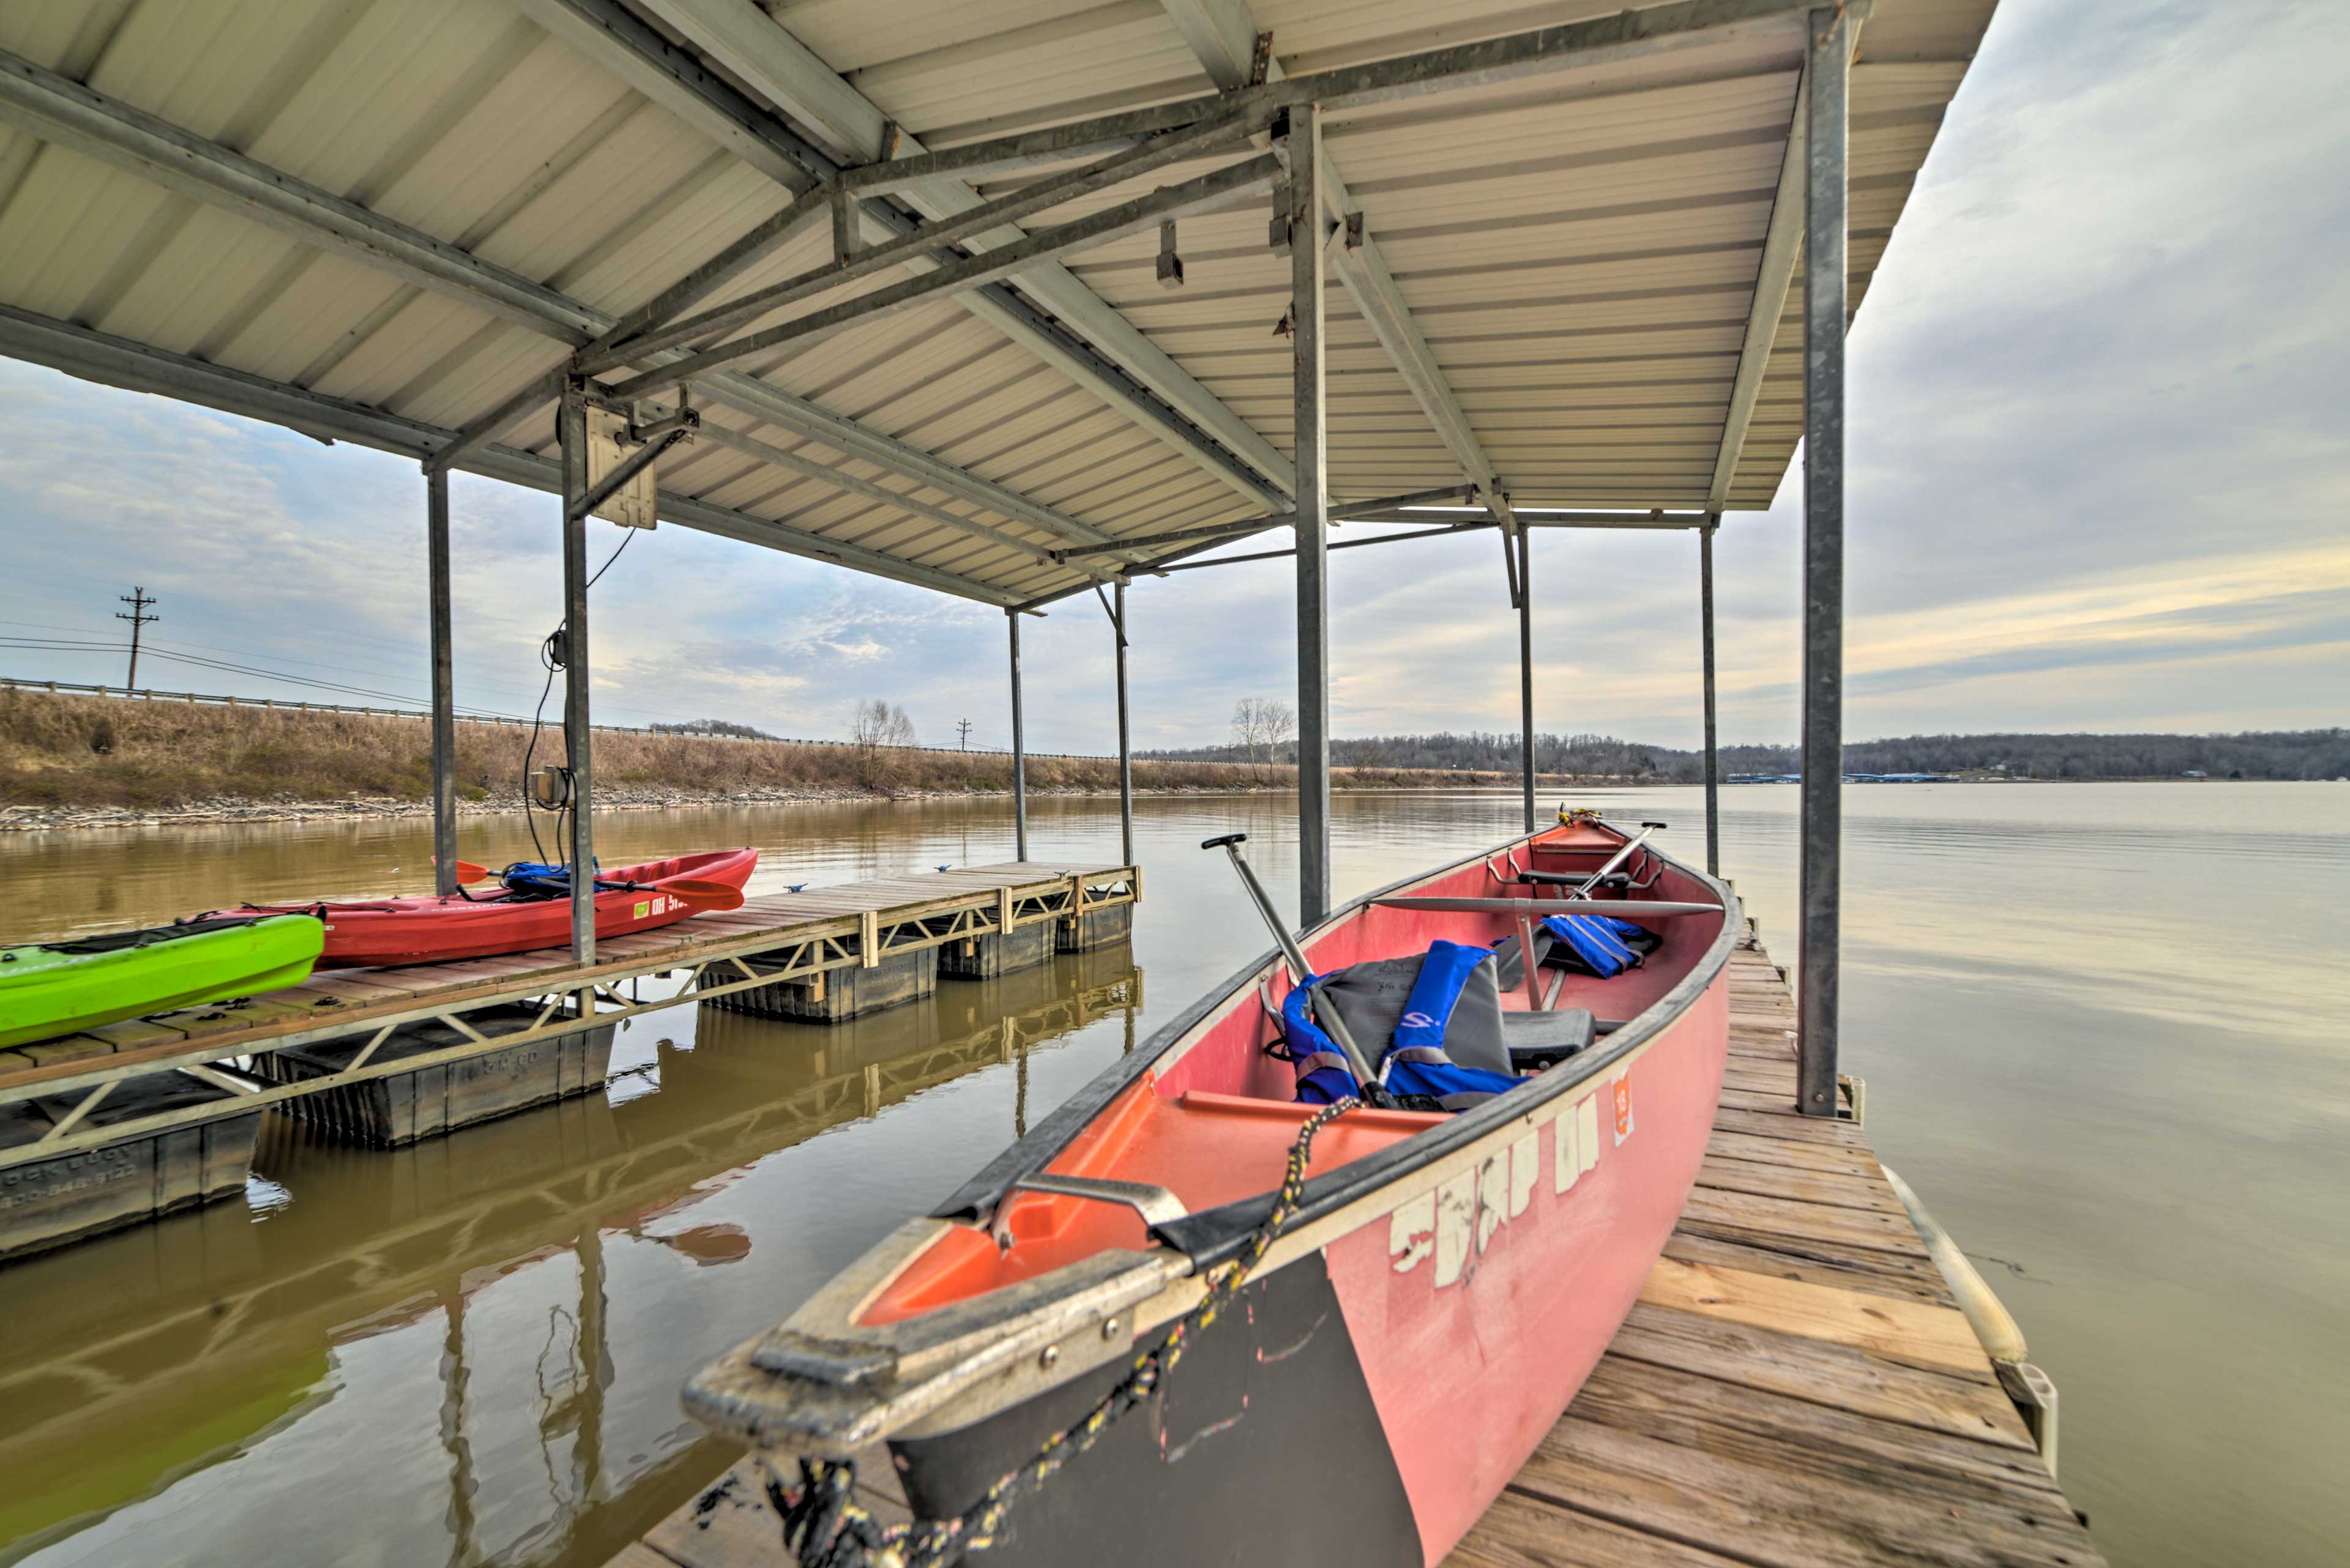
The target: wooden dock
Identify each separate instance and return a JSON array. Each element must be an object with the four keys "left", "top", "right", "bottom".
[
  {"left": 0, "top": 860, "right": 1138, "bottom": 1174},
  {"left": 617, "top": 924, "right": 2103, "bottom": 1568}
]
